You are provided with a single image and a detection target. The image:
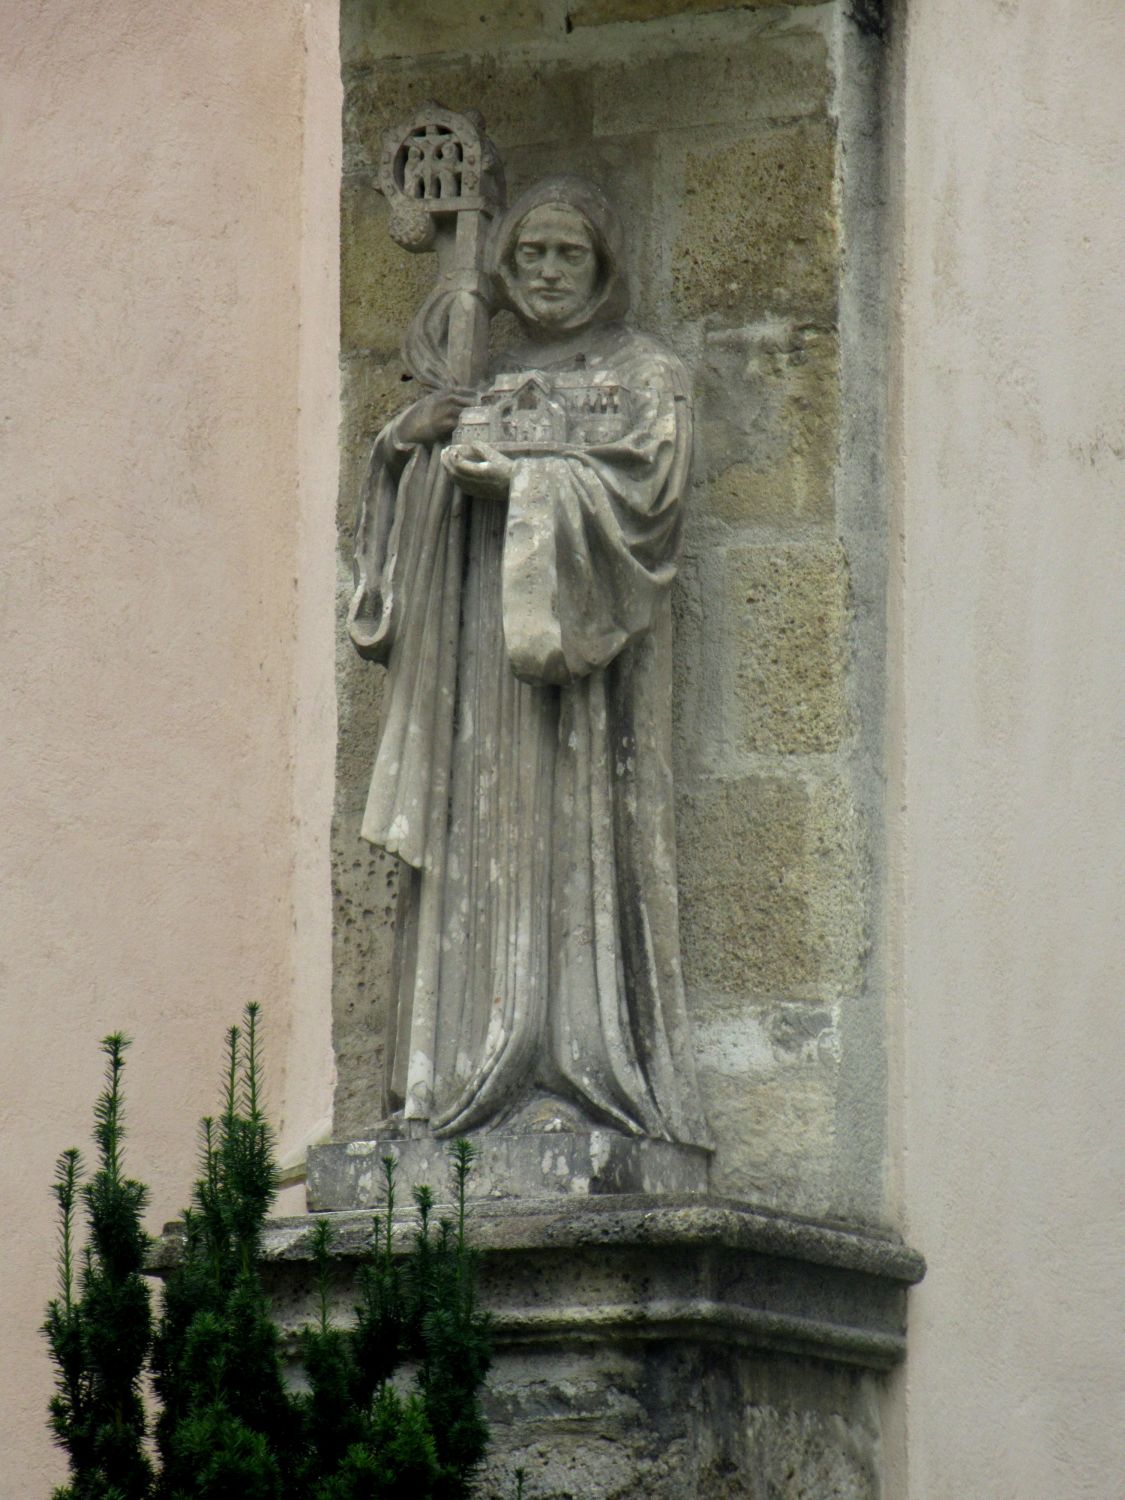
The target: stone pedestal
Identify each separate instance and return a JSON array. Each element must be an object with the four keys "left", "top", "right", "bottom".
[
  {"left": 307, "top": 1131, "right": 711, "bottom": 1207},
  {"left": 233, "top": 1192, "right": 923, "bottom": 1499}
]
